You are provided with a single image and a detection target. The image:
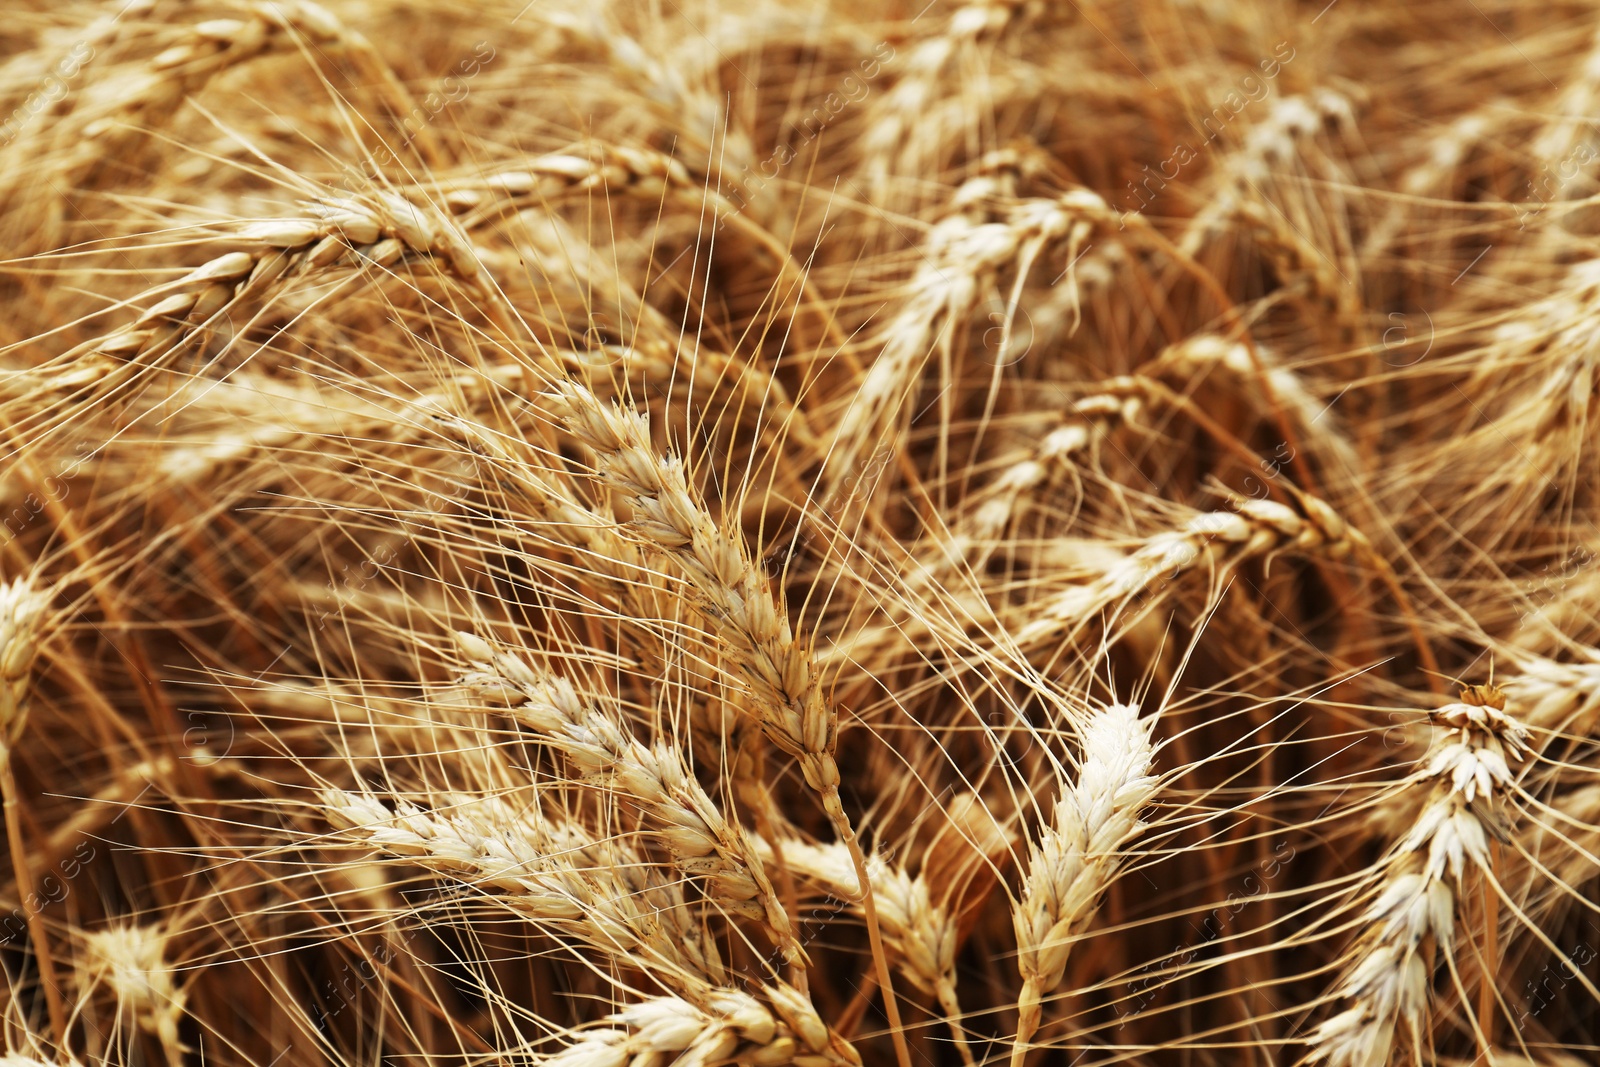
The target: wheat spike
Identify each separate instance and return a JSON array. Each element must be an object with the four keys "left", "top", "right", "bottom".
[
  {"left": 1306, "top": 687, "right": 1531, "bottom": 1067},
  {"left": 454, "top": 632, "right": 804, "bottom": 965},
  {"left": 1011, "top": 702, "right": 1158, "bottom": 1067}
]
